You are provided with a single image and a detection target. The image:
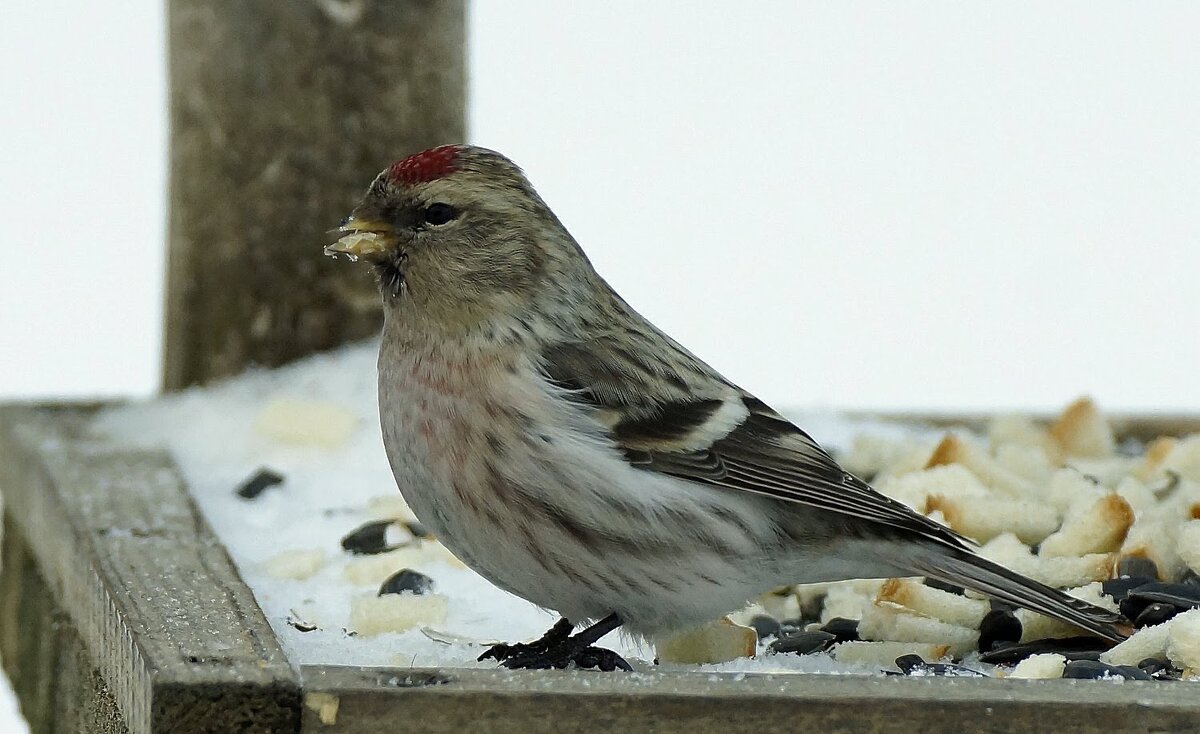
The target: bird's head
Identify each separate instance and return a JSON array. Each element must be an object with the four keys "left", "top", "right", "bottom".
[{"left": 328, "top": 145, "right": 583, "bottom": 336}]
